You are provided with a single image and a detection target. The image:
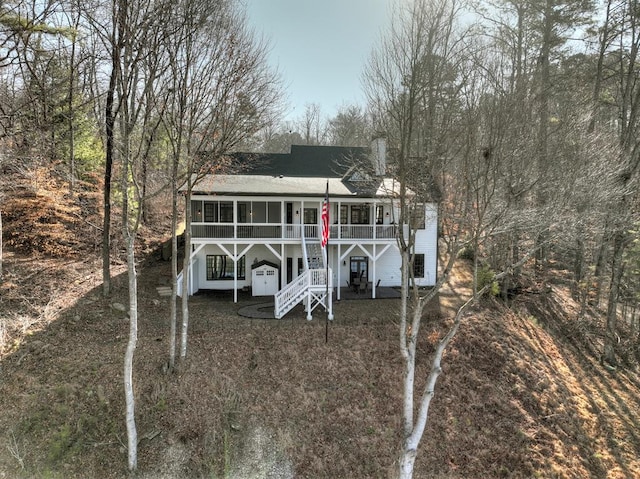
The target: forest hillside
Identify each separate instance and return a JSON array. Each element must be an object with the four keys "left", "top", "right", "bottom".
[
  {"left": 2, "top": 0, "right": 640, "bottom": 476},
  {"left": 1, "top": 168, "right": 640, "bottom": 478}
]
